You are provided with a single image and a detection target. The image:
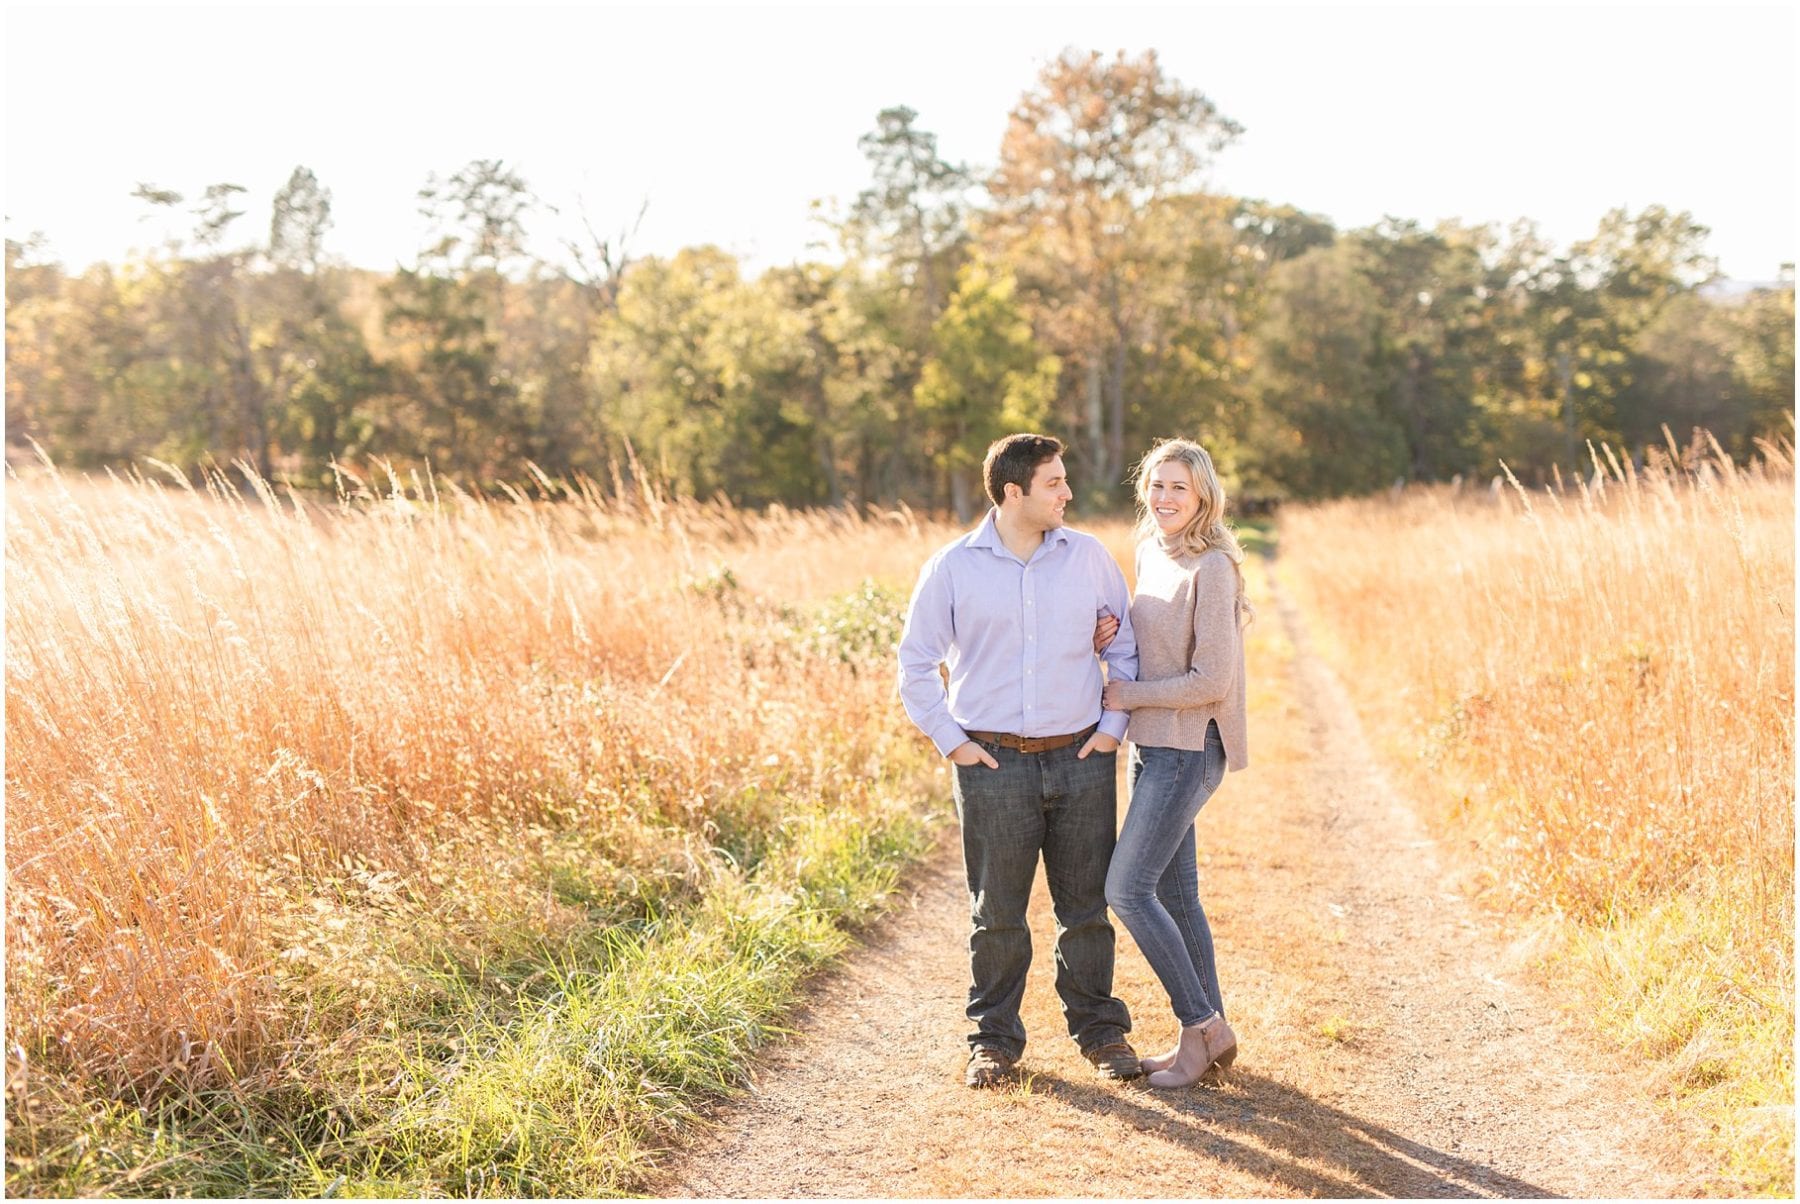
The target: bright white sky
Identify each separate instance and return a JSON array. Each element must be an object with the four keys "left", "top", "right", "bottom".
[{"left": 5, "top": 2, "right": 1795, "bottom": 281}]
